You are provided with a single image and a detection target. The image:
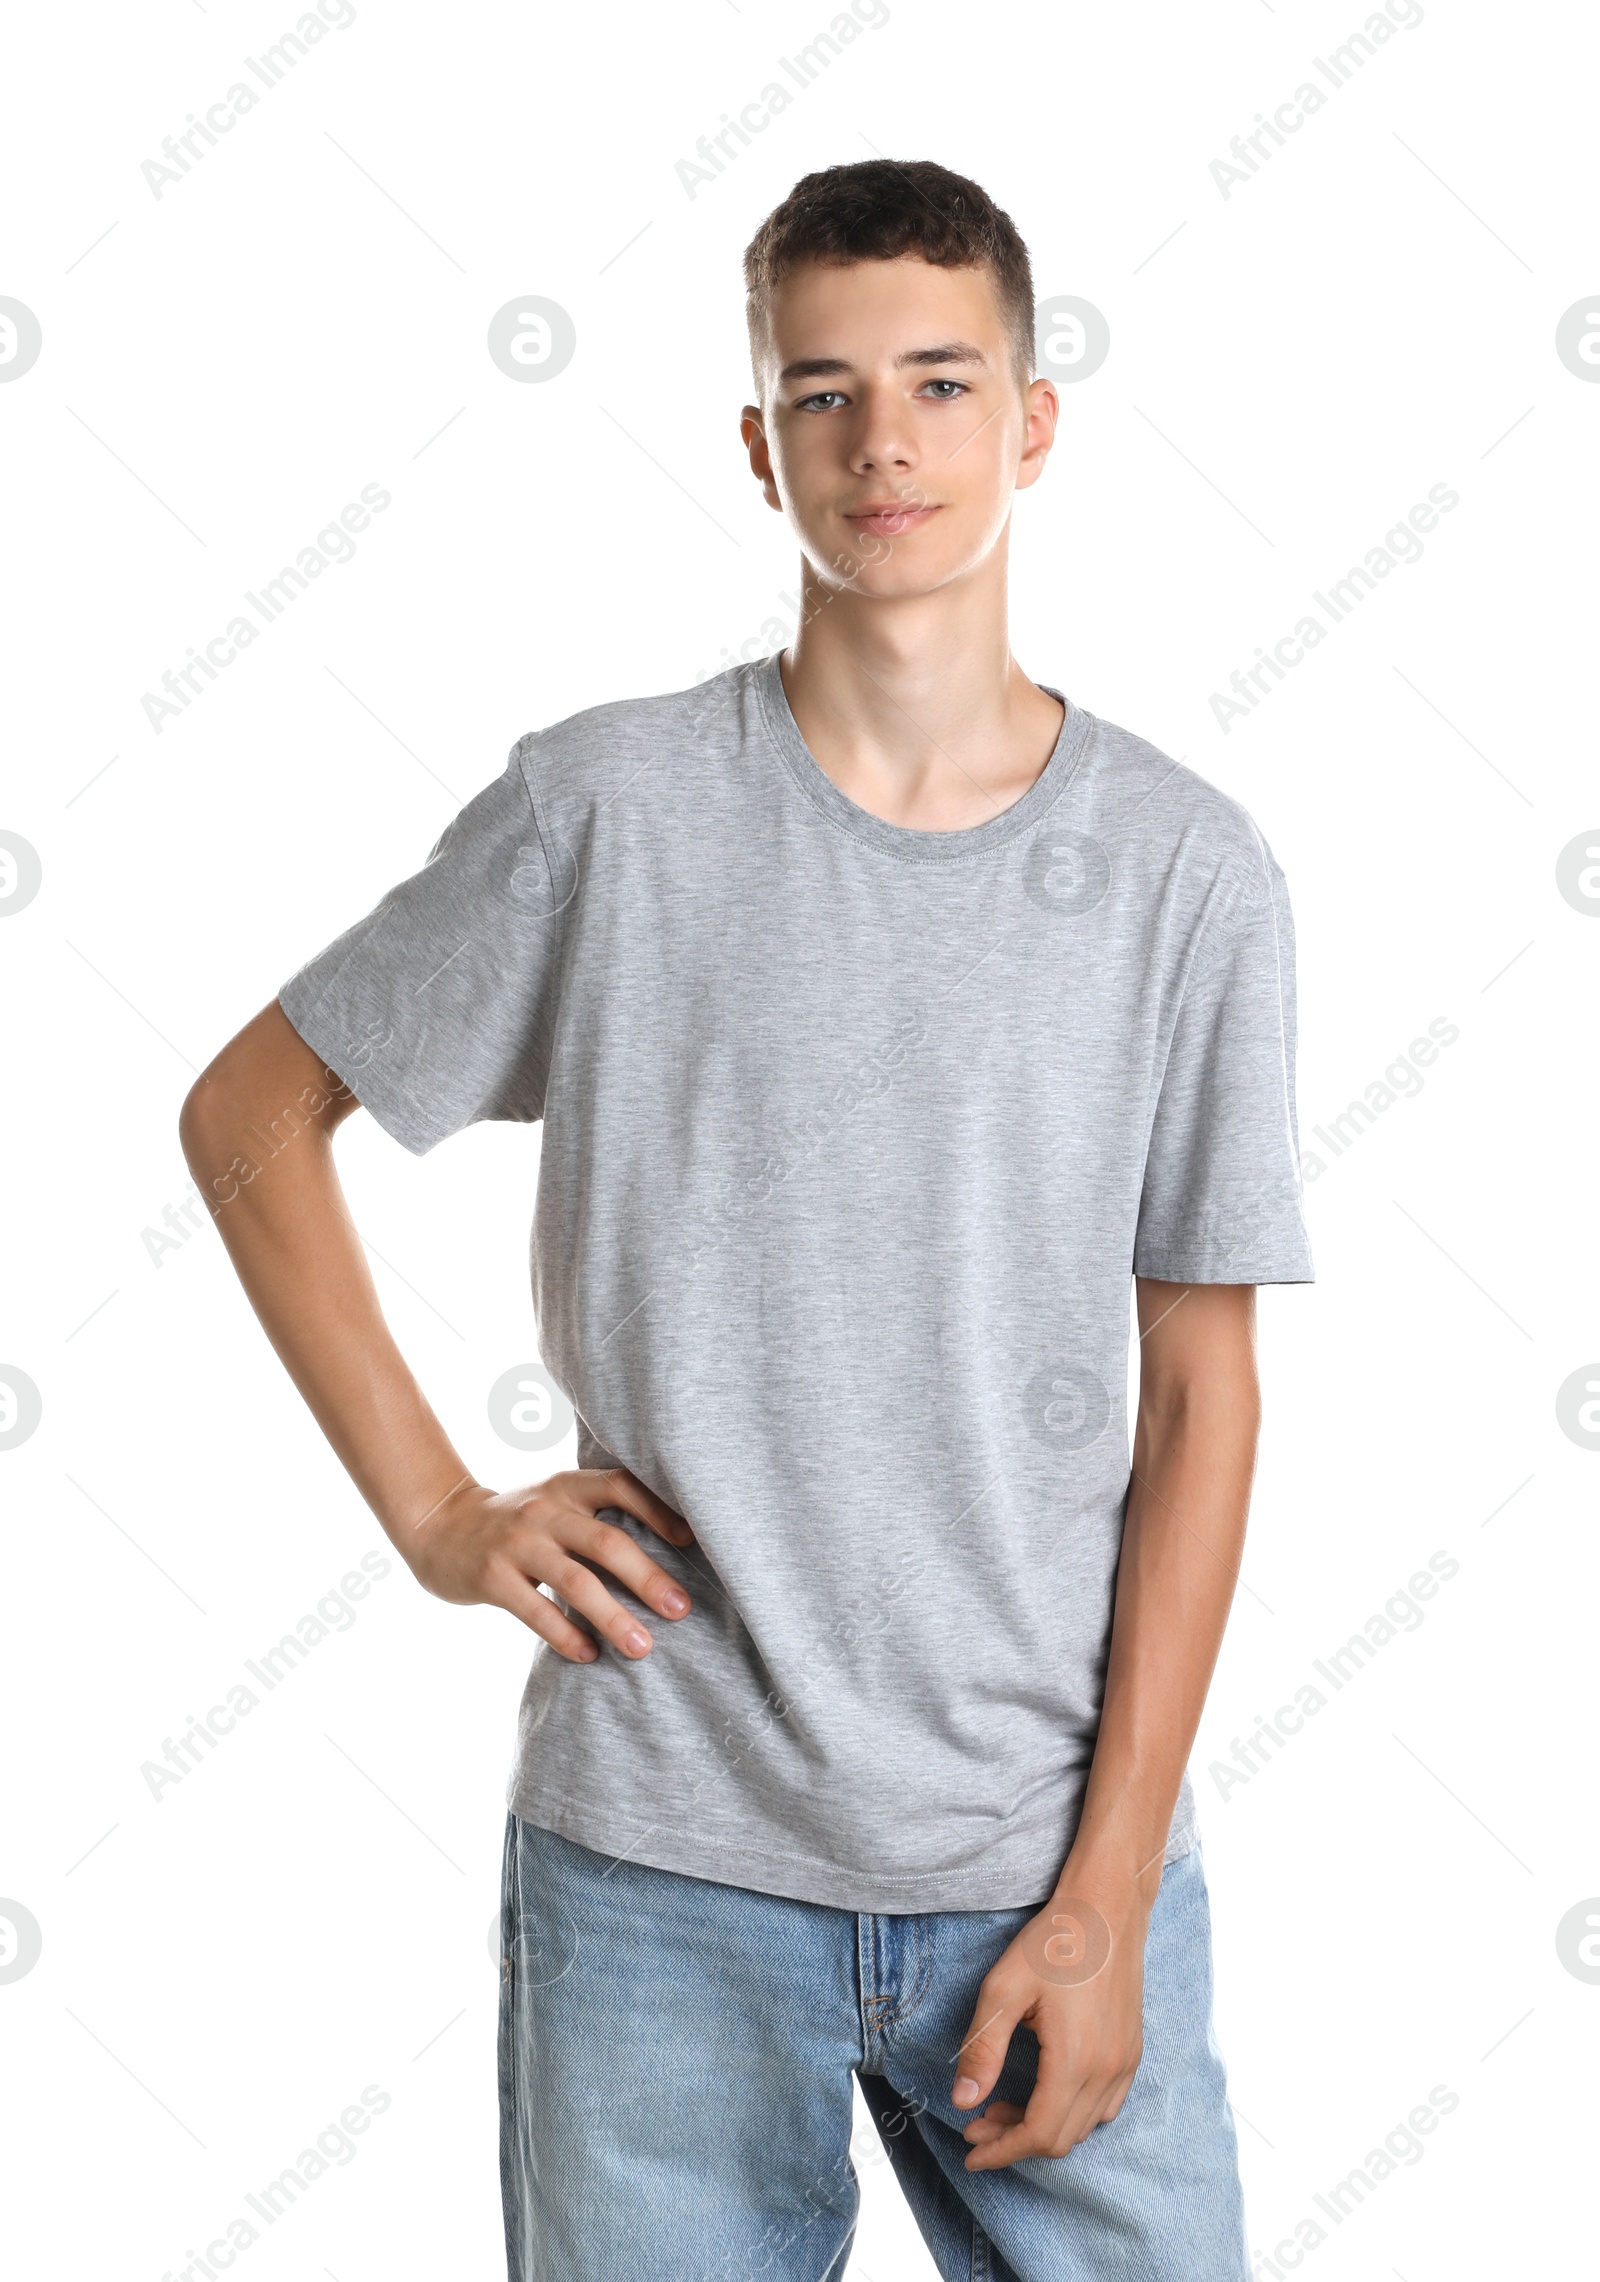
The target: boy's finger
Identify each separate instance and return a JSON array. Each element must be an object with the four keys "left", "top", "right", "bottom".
[
  {"left": 644, "top": 1510, "right": 697, "bottom": 1545},
  {"left": 963, "top": 2042, "right": 1093, "bottom": 2170},
  {"left": 492, "top": 1572, "right": 601, "bottom": 1662},
  {"left": 523, "top": 1551, "right": 662, "bottom": 1659},
  {"left": 959, "top": 2098, "right": 1023, "bottom": 2144},
  {"left": 577, "top": 1521, "right": 692, "bottom": 1620},
  {"left": 579, "top": 1465, "right": 689, "bottom": 1540},
  {"left": 965, "top": 2089, "right": 1100, "bottom": 2170},
  {"left": 951, "top": 1986, "right": 1024, "bottom": 2110}
]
